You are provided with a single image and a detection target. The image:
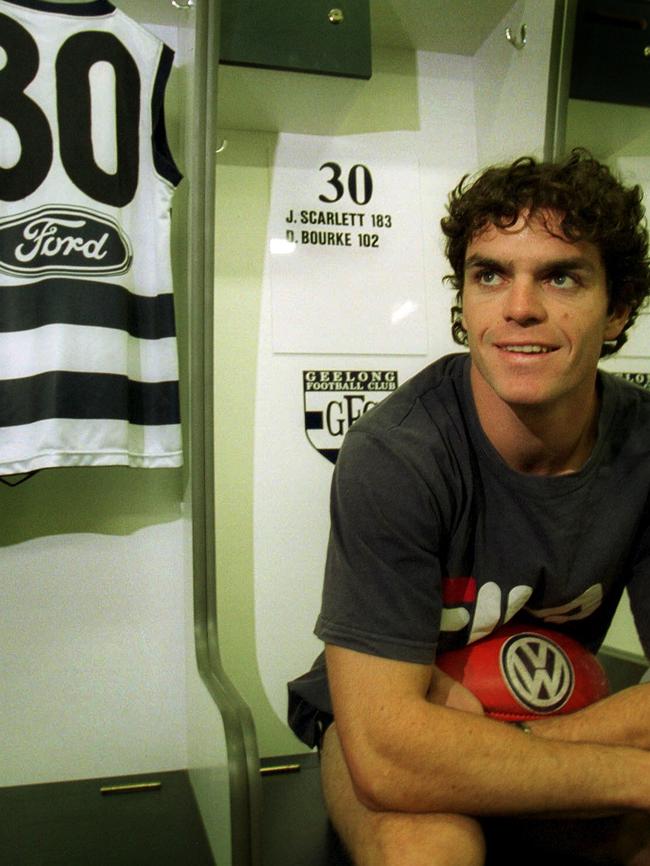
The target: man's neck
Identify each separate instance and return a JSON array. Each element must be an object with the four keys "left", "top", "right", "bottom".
[{"left": 470, "top": 363, "right": 601, "bottom": 476}]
